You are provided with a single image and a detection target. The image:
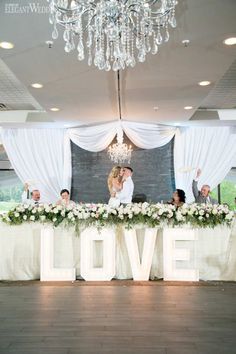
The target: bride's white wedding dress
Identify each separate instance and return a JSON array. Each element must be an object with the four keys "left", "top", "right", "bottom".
[{"left": 108, "top": 187, "right": 121, "bottom": 208}]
